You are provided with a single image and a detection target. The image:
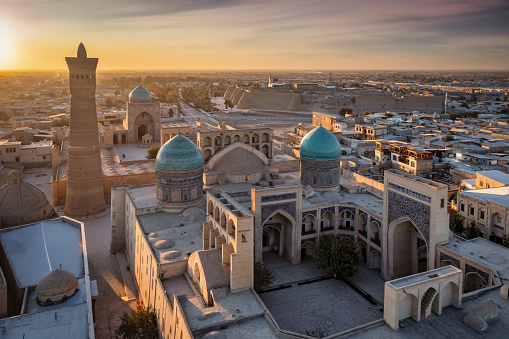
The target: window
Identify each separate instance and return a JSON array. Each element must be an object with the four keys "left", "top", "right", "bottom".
[
  {"left": 479, "top": 210, "right": 485, "bottom": 220},
  {"left": 441, "top": 199, "right": 445, "bottom": 208},
  {"left": 460, "top": 203, "right": 465, "bottom": 212},
  {"left": 469, "top": 206, "right": 474, "bottom": 216}
]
